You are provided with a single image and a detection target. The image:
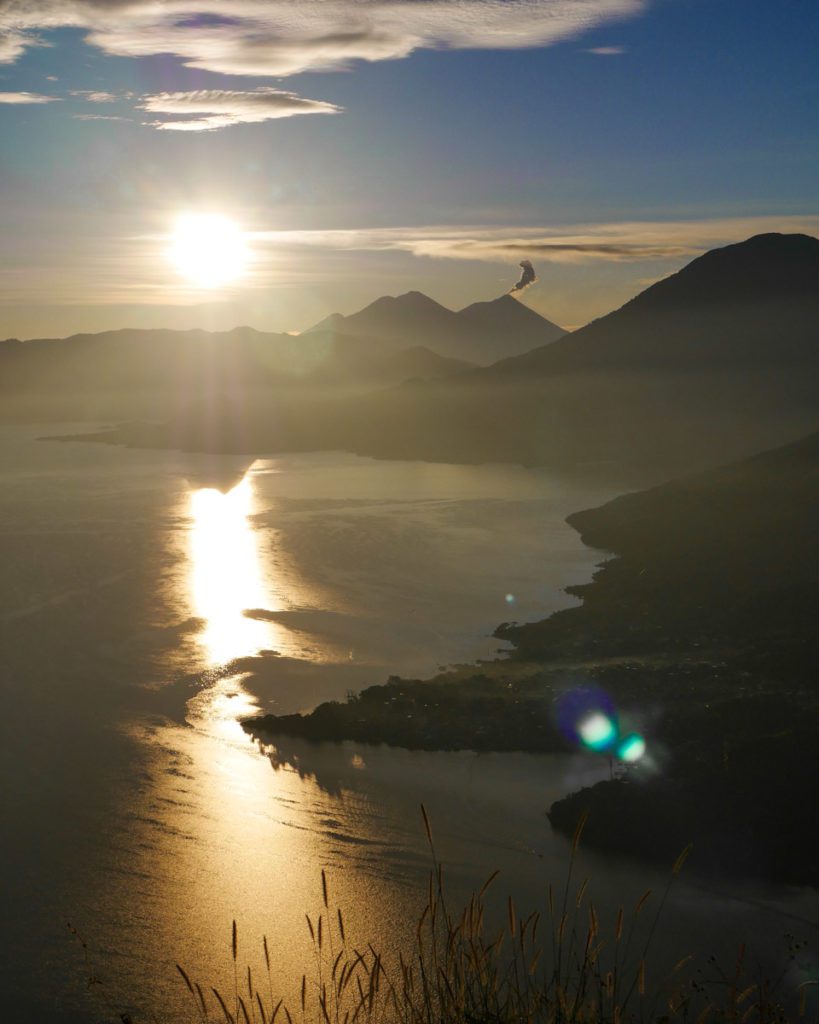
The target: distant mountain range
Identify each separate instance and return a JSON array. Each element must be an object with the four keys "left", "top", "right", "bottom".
[
  {"left": 0, "top": 324, "right": 473, "bottom": 423},
  {"left": 327, "top": 233, "right": 819, "bottom": 471},
  {"left": 5, "top": 232, "right": 819, "bottom": 477},
  {"left": 305, "top": 291, "right": 565, "bottom": 364},
  {"left": 0, "top": 289, "right": 560, "bottom": 422}
]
